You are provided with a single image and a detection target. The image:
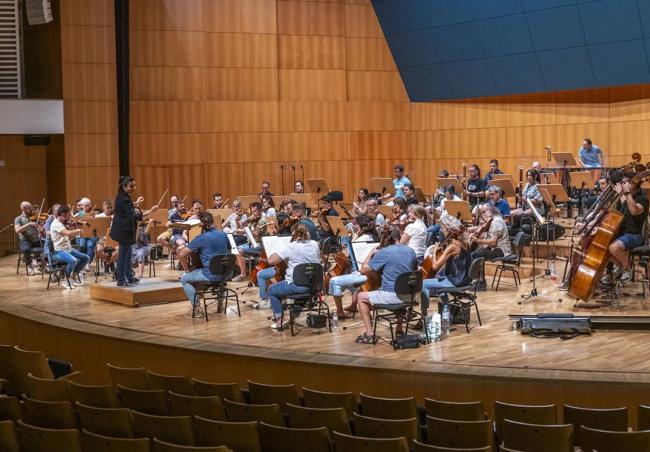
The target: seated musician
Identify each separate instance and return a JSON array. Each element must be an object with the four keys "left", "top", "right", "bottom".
[
  {"left": 259, "top": 181, "right": 274, "bottom": 198},
  {"left": 96, "top": 200, "right": 114, "bottom": 217},
  {"left": 44, "top": 203, "right": 60, "bottom": 232},
  {"left": 168, "top": 194, "right": 179, "bottom": 216},
  {"left": 211, "top": 192, "right": 225, "bottom": 209},
  {"left": 366, "top": 197, "right": 385, "bottom": 226},
  {"left": 583, "top": 176, "right": 609, "bottom": 210},
  {"left": 294, "top": 180, "right": 305, "bottom": 194},
  {"left": 465, "top": 164, "right": 487, "bottom": 207},
  {"left": 14, "top": 201, "right": 43, "bottom": 274},
  {"left": 605, "top": 175, "right": 649, "bottom": 283},
  {"left": 222, "top": 200, "right": 248, "bottom": 246},
  {"left": 276, "top": 199, "right": 295, "bottom": 235},
  {"left": 353, "top": 188, "right": 370, "bottom": 216},
  {"left": 50, "top": 205, "right": 90, "bottom": 289},
  {"left": 427, "top": 185, "right": 460, "bottom": 243},
  {"left": 261, "top": 195, "right": 276, "bottom": 218},
  {"left": 510, "top": 169, "right": 544, "bottom": 218},
  {"left": 234, "top": 202, "right": 267, "bottom": 280},
  {"left": 157, "top": 200, "right": 188, "bottom": 254},
  {"left": 77, "top": 198, "right": 98, "bottom": 267},
  {"left": 389, "top": 197, "right": 408, "bottom": 226},
  {"left": 401, "top": 205, "right": 428, "bottom": 264},
  {"left": 402, "top": 183, "right": 419, "bottom": 206},
  {"left": 355, "top": 225, "right": 417, "bottom": 343},
  {"left": 316, "top": 195, "right": 339, "bottom": 242},
  {"left": 484, "top": 159, "right": 504, "bottom": 184},
  {"left": 468, "top": 205, "right": 511, "bottom": 291},
  {"left": 329, "top": 215, "right": 378, "bottom": 318},
  {"left": 486, "top": 185, "right": 511, "bottom": 218},
  {"left": 267, "top": 223, "right": 321, "bottom": 329},
  {"left": 178, "top": 212, "right": 231, "bottom": 312},
  {"left": 132, "top": 221, "right": 151, "bottom": 279},
  {"left": 420, "top": 215, "right": 471, "bottom": 318}
]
